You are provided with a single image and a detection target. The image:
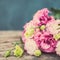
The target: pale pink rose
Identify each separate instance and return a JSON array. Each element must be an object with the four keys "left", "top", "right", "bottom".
[
  {"left": 55, "top": 41, "right": 60, "bottom": 56},
  {"left": 23, "top": 20, "right": 35, "bottom": 30},
  {"left": 46, "top": 20, "right": 60, "bottom": 35},
  {"left": 24, "top": 39, "right": 38, "bottom": 55},
  {"left": 22, "top": 30, "right": 26, "bottom": 43},
  {"left": 32, "top": 19, "right": 40, "bottom": 26}
]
